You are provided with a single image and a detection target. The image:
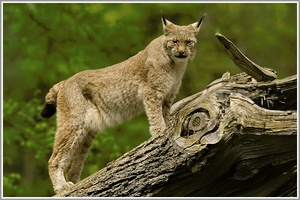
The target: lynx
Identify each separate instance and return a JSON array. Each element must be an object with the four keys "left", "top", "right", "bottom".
[{"left": 41, "top": 14, "right": 205, "bottom": 193}]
